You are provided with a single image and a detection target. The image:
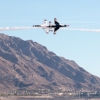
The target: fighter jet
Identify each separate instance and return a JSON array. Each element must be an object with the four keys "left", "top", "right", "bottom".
[{"left": 33, "top": 18, "right": 69, "bottom": 34}]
